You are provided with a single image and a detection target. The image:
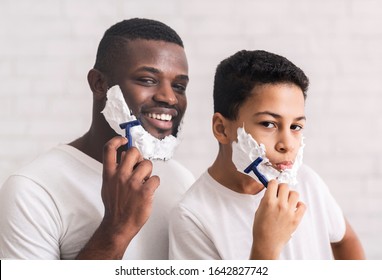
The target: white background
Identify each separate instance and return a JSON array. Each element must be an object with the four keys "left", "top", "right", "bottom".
[{"left": 1, "top": 0, "right": 381, "bottom": 259}]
